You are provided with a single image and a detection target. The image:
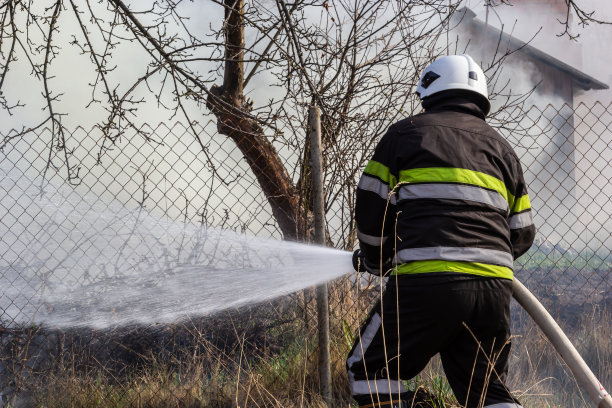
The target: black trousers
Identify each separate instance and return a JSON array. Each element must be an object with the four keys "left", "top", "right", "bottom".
[{"left": 346, "top": 274, "right": 521, "bottom": 408}]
